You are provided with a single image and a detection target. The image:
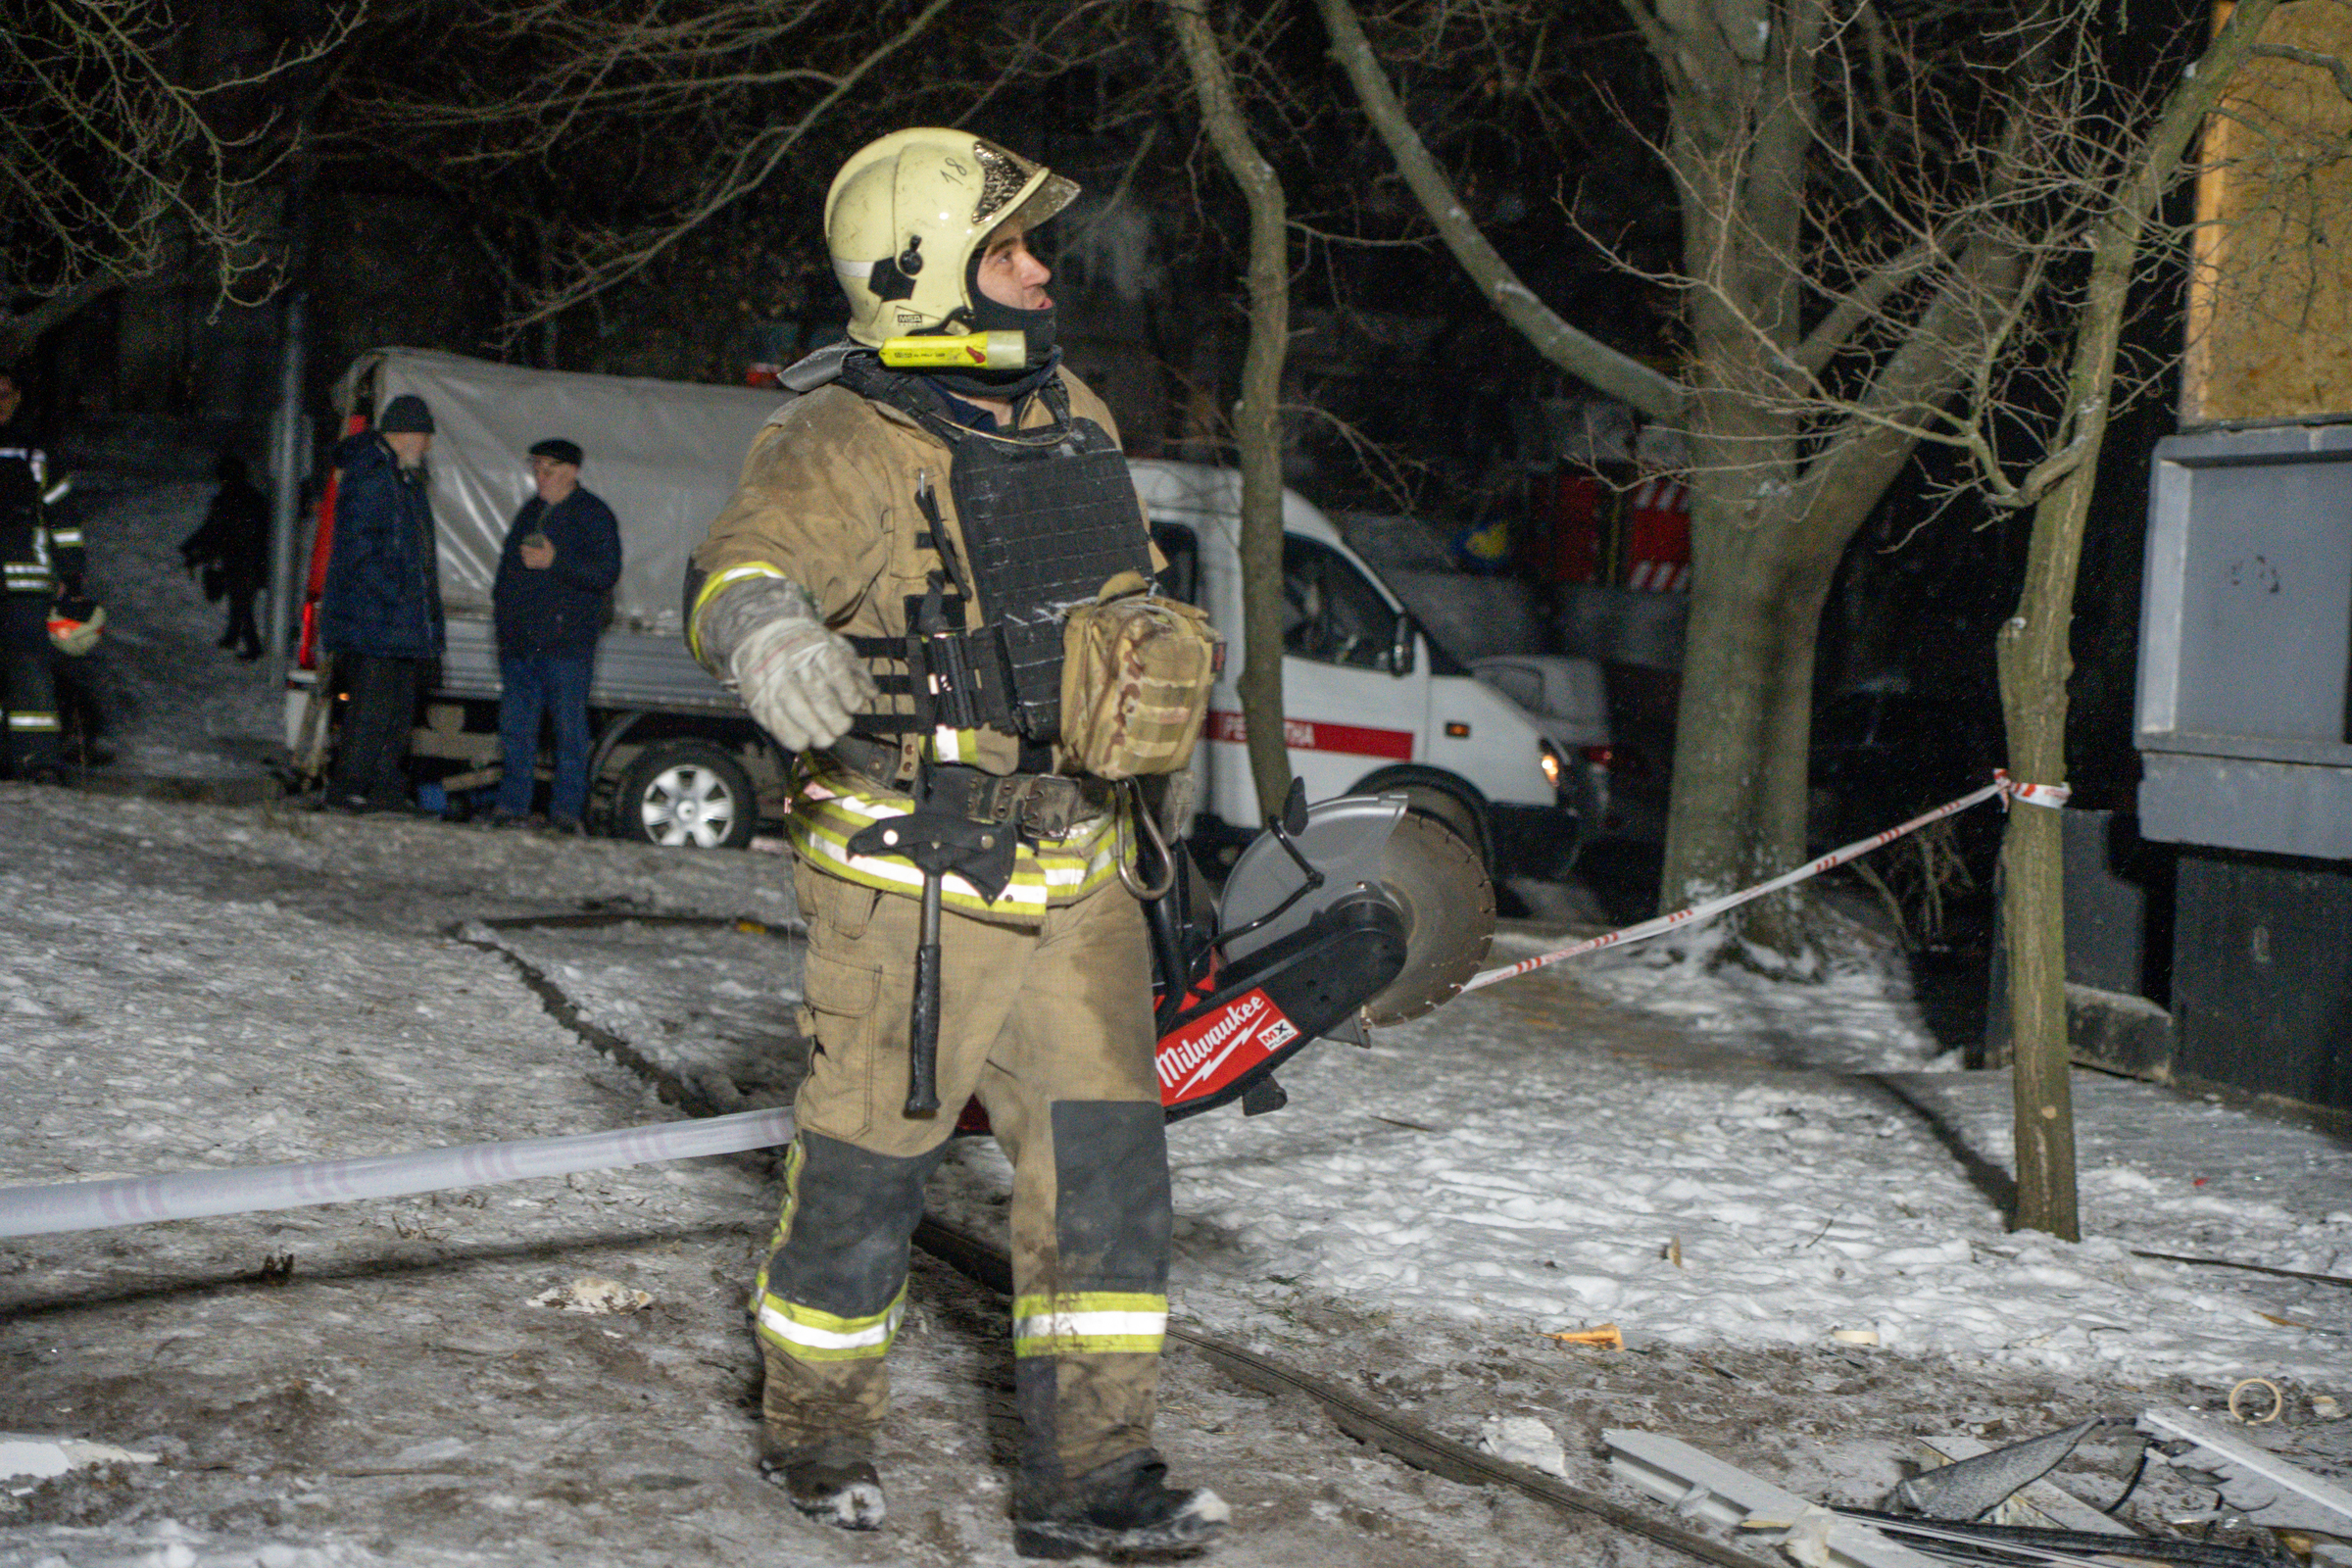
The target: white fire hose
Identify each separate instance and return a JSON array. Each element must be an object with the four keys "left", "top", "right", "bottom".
[{"left": 0, "top": 1107, "right": 794, "bottom": 1241}]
